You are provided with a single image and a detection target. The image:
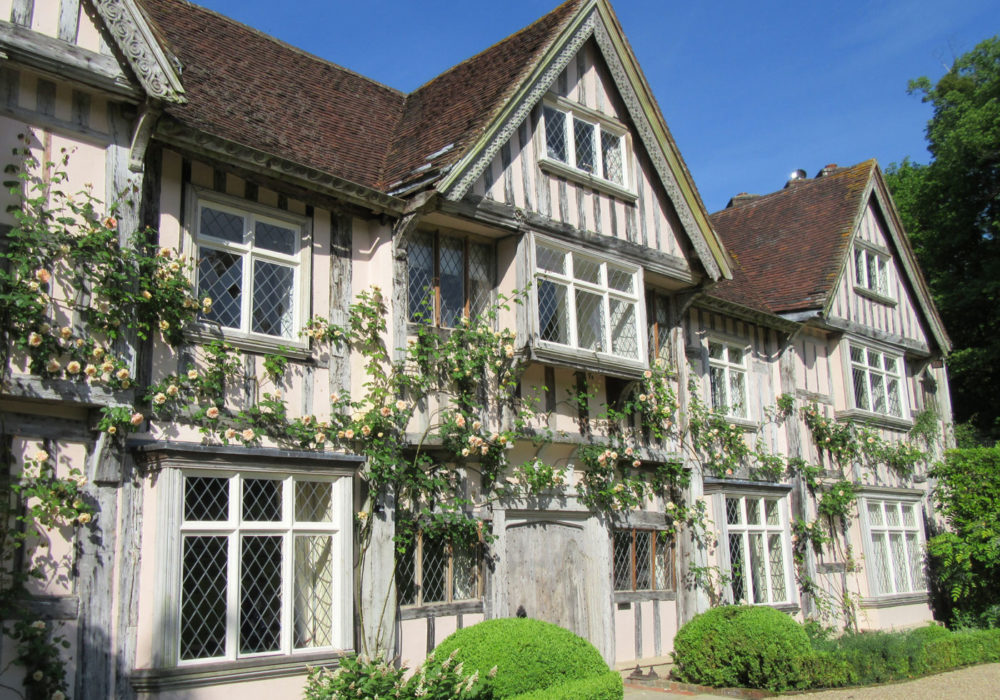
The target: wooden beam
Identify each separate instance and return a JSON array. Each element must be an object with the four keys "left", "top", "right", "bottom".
[
  {"left": 2, "top": 374, "right": 134, "bottom": 407},
  {"left": 0, "top": 20, "right": 139, "bottom": 99}
]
